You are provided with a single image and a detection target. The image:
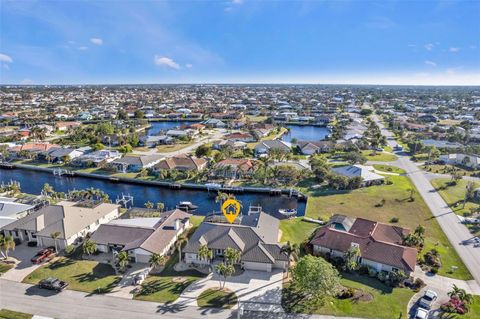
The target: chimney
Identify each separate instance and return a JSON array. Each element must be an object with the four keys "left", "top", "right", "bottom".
[
  {"left": 173, "top": 219, "right": 180, "bottom": 230},
  {"left": 36, "top": 214, "right": 45, "bottom": 230}
]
